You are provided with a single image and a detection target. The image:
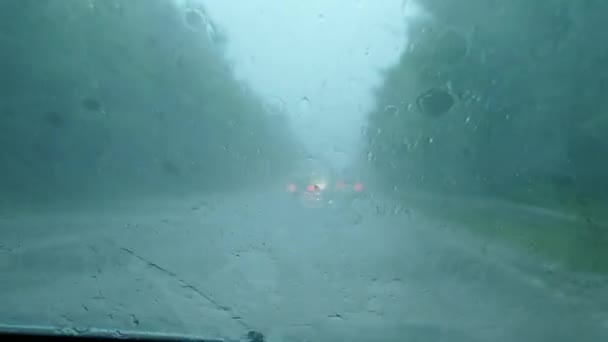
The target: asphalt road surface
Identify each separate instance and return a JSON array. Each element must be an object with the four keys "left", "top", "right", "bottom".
[{"left": 1, "top": 186, "right": 607, "bottom": 341}]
